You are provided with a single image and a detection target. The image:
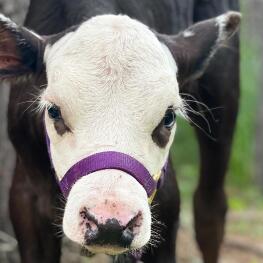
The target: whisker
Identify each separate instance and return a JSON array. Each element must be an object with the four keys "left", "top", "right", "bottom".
[
  {"left": 178, "top": 93, "right": 221, "bottom": 140},
  {"left": 52, "top": 221, "right": 64, "bottom": 238},
  {"left": 180, "top": 92, "right": 219, "bottom": 122},
  {"left": 184, "top": 104, "right": 212, "bottom": 133},
  {"left": 185, "top": 113, "right": 217, "bottom": 141},
  {"left": 39, "top": 83, "right": 48, "bottom": 89},
  {"left": 17, "top": 84, "right": 49, "bottom": 116},
  {"left": 21, "top": 93, "right": 42, "bottom": 115},
  {"left": 183, "top": 99, "right": 221, "bottom": 123}
]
